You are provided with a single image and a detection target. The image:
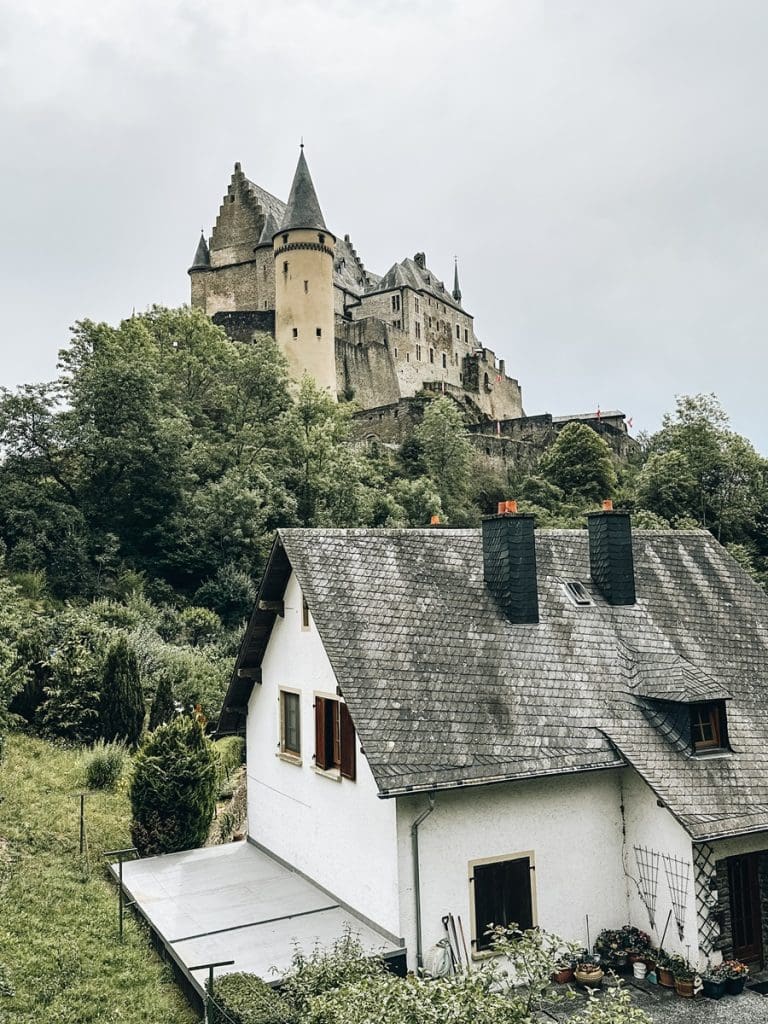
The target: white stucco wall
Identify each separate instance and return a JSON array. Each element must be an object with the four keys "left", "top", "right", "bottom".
[
  {"left": 620, "top": 768, "right": 698, "bottom": 961},
  {"left": 395, "top": 770, "right": 628, "bottom": 969},
  {"left": 245, "top": 571, "right": 401, "bottom": 937}
]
